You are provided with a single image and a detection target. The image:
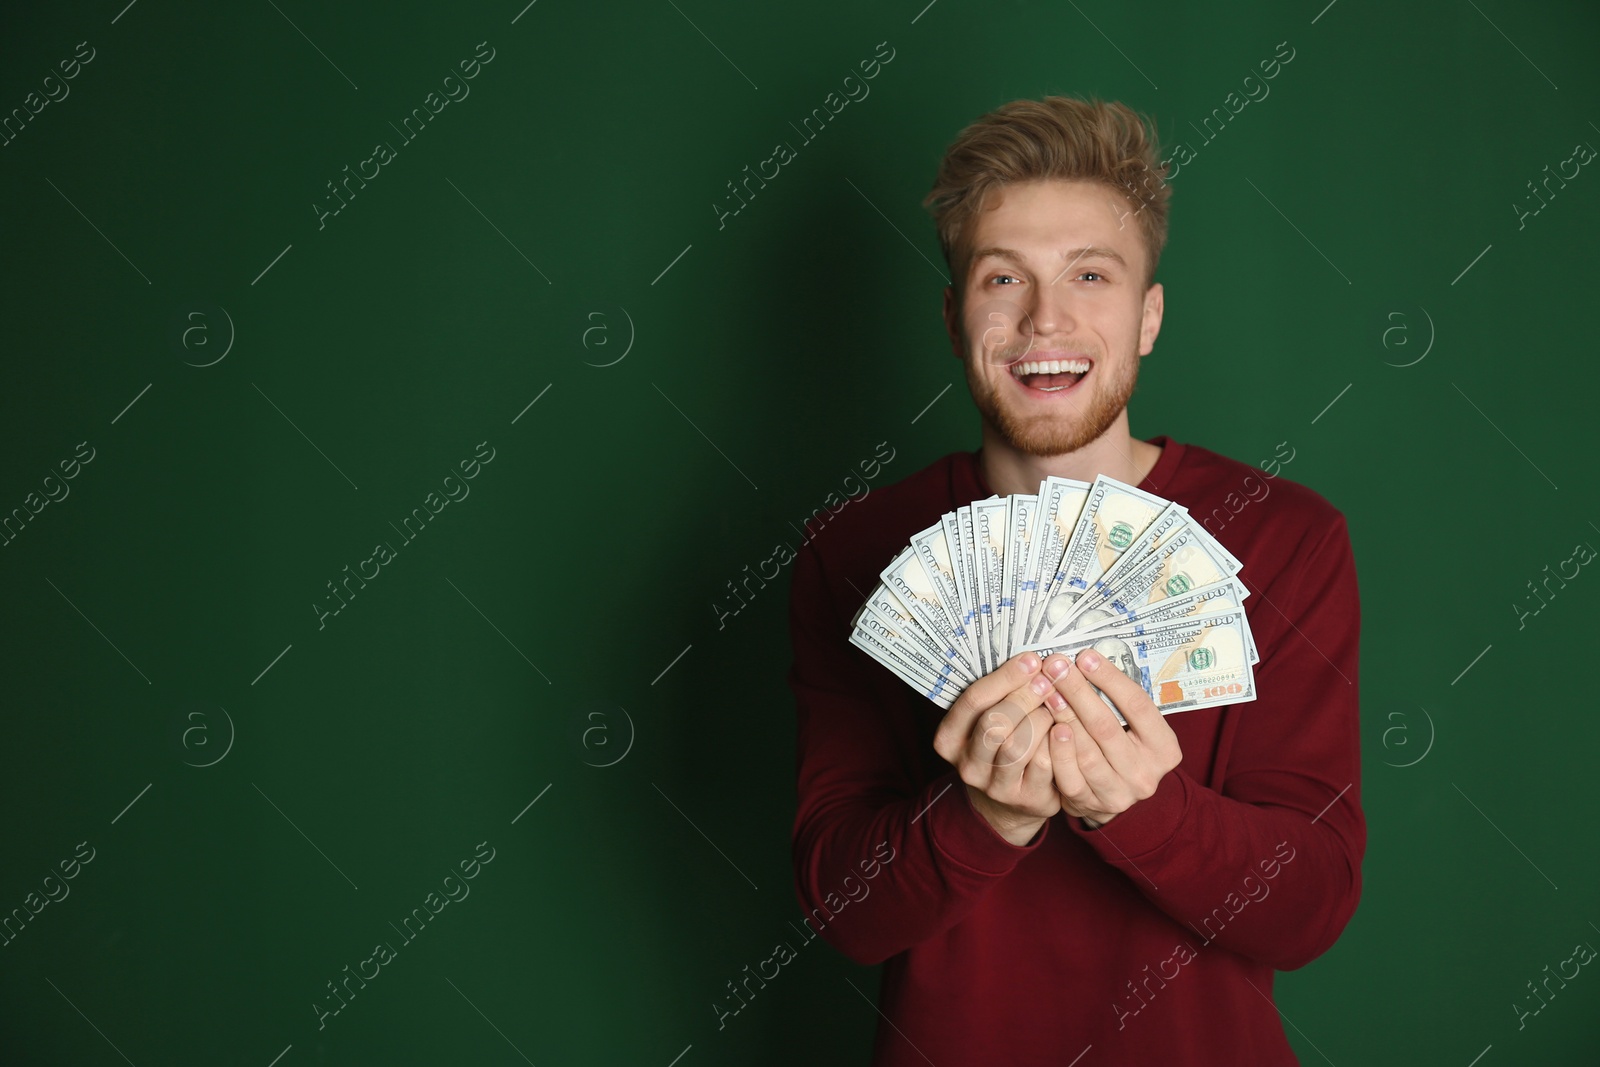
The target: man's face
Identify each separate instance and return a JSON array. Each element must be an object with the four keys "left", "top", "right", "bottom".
[
  {"left": 943, "top": 179, "right": 1164, "bottom": 457},
  {"left": 1092, "top": 637, "right": 1142, "bottom": 685}
]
